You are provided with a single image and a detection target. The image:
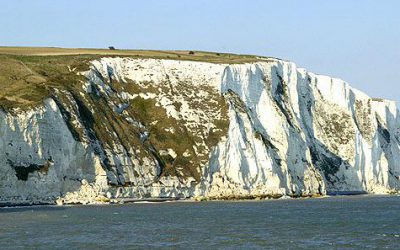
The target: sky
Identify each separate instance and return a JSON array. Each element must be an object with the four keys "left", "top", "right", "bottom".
[{"left": 1, "top": 0, "right": 399, "bottom": 105}]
